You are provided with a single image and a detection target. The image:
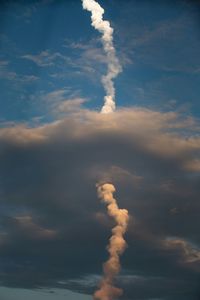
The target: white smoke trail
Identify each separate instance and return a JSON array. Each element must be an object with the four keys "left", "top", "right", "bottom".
[
  {"left": 94, "top": 183, "right": 129, "bottom": 300},
  {"left": 81, "top": 0, "right": 122, "bottom": 114}
]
